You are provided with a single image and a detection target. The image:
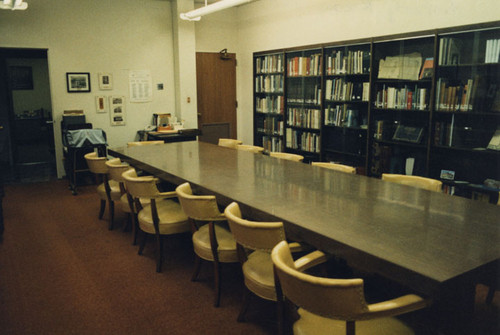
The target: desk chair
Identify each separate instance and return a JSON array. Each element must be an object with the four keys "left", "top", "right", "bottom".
[
  {"left": 270, "top": 152, "right": 304, "bottom": 162},
  {"left": 271, "top": 241, "right": 429, "bottom": 335},
  {"left": 84, "top": 152, "right": 121, "bottom": 230},
  {"left": 218, "top": 138, "right": 242, "bottom": 149},
  {"left": 237, "top": 144, "right": 265, "bottom": 153},
  {"left": 127, "top": 140, "right": 164, "bottom": 147},
  {"left": 224, "top": 201, "right": 303, "bottom": 324},
  {"left": 122, "top": 168, "right": 189, "bottom": 273},
  {"left": 381, "top": 174, "right": 442, "bottom": 192},
  {"left": 176, "top": 182, "right": 238, "bottom": 307},
  {"left": 312, "top": 162, "right": 356, "bottom": 174}
]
